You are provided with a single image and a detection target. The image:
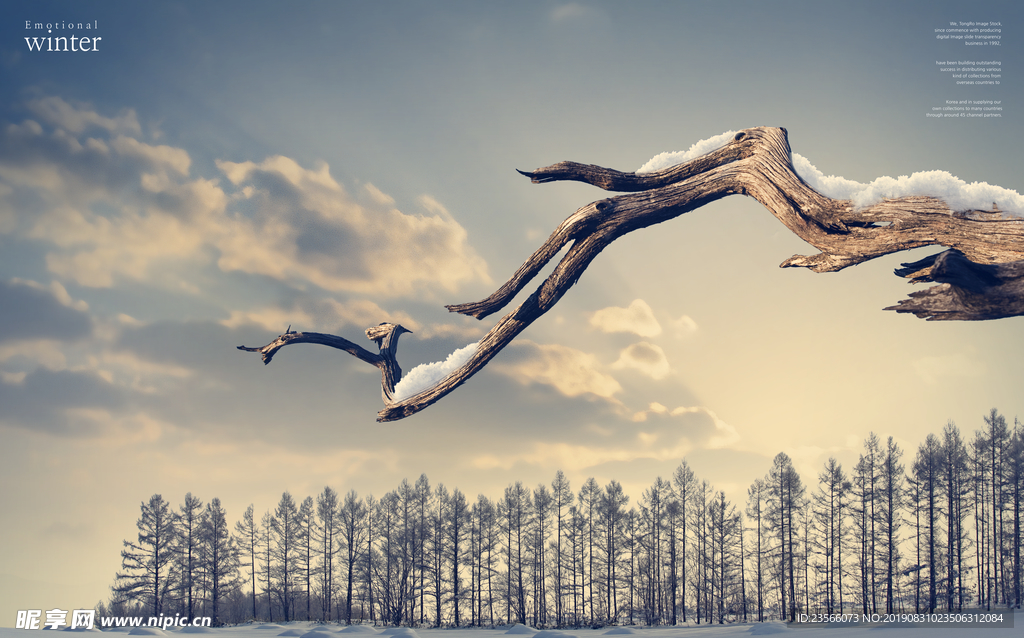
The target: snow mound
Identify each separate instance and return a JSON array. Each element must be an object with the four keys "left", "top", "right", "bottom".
[
  {"left": 532, "top": 631, "right": 575, "bottom": 638},
  {"left": 301, "top": 631, "right": 336, "bottom": 638},
  {"left": 180, "top": 629, "right": 214, "bottom": 635},
  {"left": 277, "top": 631, "right": 305, "bottom": 637},
  {"left": 127, "top": 630, "right": 169, "bottom": 637},
  {"left": 792, "top": 152, "right": 1024, "bottom": 214},
  {"left": 636, "top": 131, "right": 738, "bottom": 173},
  {"left": 256, "top": 627, "right": 287, "bottom": 631},
  {"left": 504, "top": 626, "right": 535, "bottom": 635},
  {"left": 603, "top": 629, "right": 637, "bottom": 635},
  {"left": 748, "top": 622, "right": 790, "bottom": 634},
  {"left": 392, "top": 342, "right": 479, "bottom": 401},
  {"left": 337, "top": 627, "right": 378, "bottom": 634}
]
